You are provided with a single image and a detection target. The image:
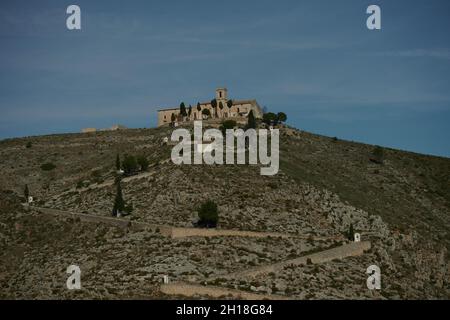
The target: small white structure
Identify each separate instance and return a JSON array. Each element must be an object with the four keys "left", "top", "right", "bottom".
[
  {"left": 82, "top": 127, "right": 97, "bottom": 133},
  {"left": 173, "top": 122, "right": 178, "bottom": 127},
  {"left": 109, "top": 124, "right": 127, "bottom": 131},
  {"left": 27, "top": 196, "right": 34, "bottom": 204},
  {"left": 162, "top": 275, "right": 169, "bottom": 284},
  {"left": 162, "top": 137, "right": 169, "bottom": 144},
  {"left": 354, "top": 233, "right": 361, "bottom": 242},
  {"left": 117, "top": 169, "right": 124, "bottom": 175}
]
